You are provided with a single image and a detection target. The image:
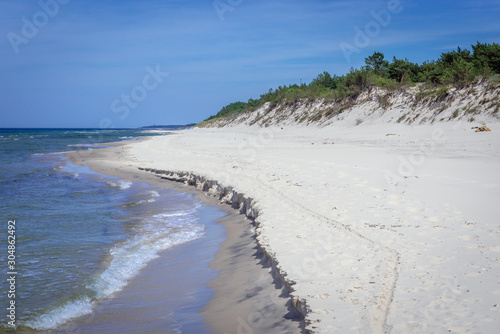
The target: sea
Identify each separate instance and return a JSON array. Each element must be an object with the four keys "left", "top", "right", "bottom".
[{"left": 0, "top": 129, "right": 226, "bottom": 333}]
